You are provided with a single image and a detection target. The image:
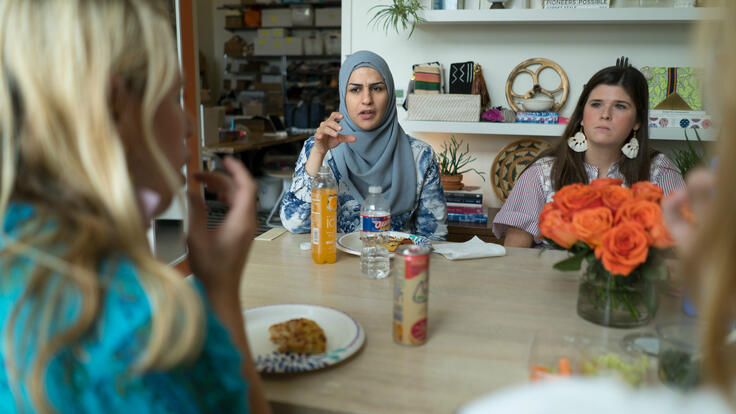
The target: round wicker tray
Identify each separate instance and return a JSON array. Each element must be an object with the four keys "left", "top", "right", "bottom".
[{"left": 491, "top": 138, "right": 551, "bottom": 203}]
